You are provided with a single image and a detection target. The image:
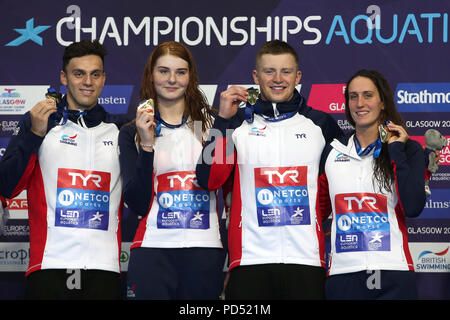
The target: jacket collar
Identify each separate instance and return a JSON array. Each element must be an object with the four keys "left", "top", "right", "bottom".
[
  {"left": 330, "top": 131, "right": 362, "bottom": 160},
  {"left": 255, "top": 89, "right": 305, "bottom": 117},
  {"left": 53, "top": 95, "right": 107, "bottom": 128}
]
